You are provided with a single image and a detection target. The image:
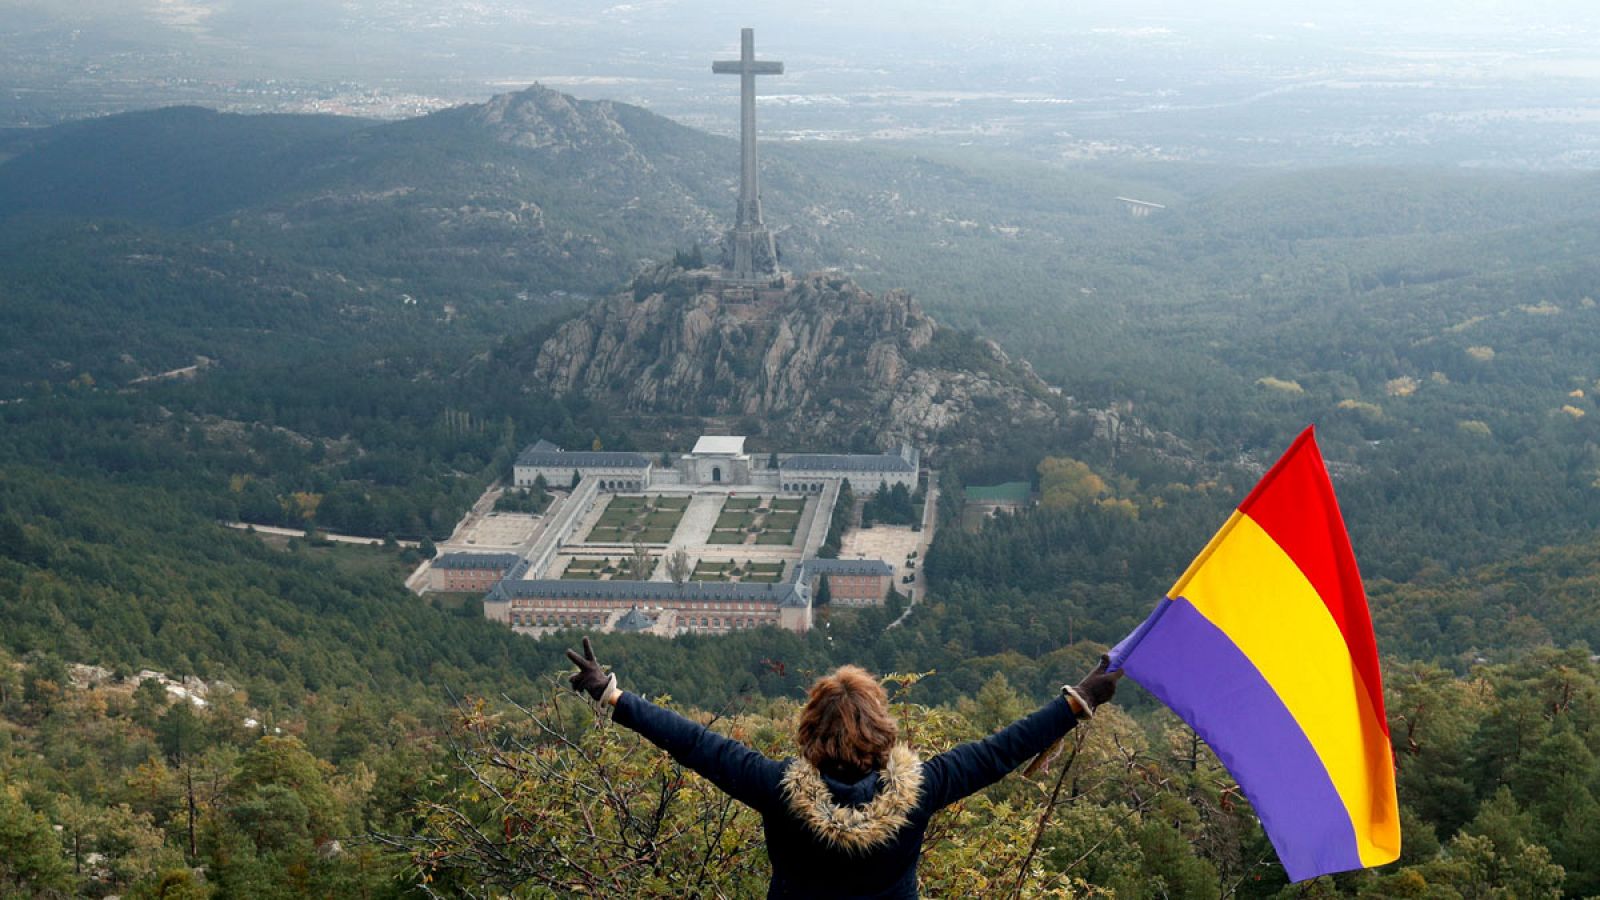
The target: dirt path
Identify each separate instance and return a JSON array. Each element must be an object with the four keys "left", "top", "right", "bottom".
[{"left": 223, "top": 521, "right": 421, "bottom": 549}]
